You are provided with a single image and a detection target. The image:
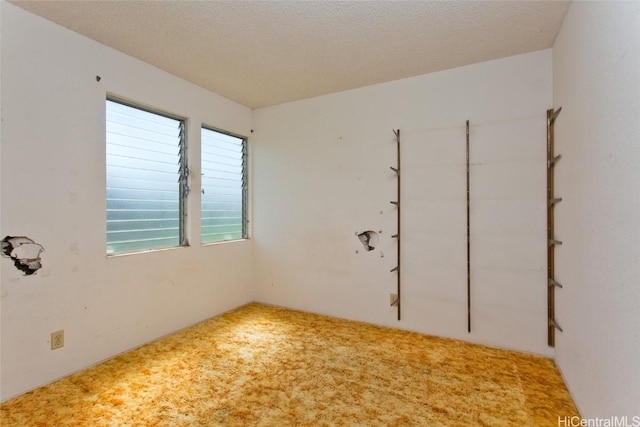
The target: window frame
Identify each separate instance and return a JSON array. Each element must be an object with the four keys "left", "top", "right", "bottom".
[
  {"left": 200, "top": 125, "right": 248, "bottom": 245},
  {"left": 105, "top": 96, "right": 190, "bottom": 256}
]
